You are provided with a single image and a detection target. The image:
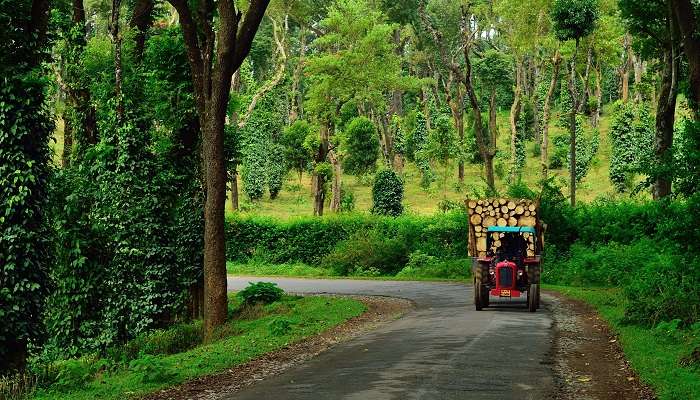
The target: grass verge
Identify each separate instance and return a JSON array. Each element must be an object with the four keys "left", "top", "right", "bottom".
[
  {"left": 227, "top": 261, "right": 471, "bottom": 282},
  {"left": 32, "top": 293, "right": 365, "bottom": 400},
  {"left": 546, "top": 285, "right": 700, "bottom": 400}
]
